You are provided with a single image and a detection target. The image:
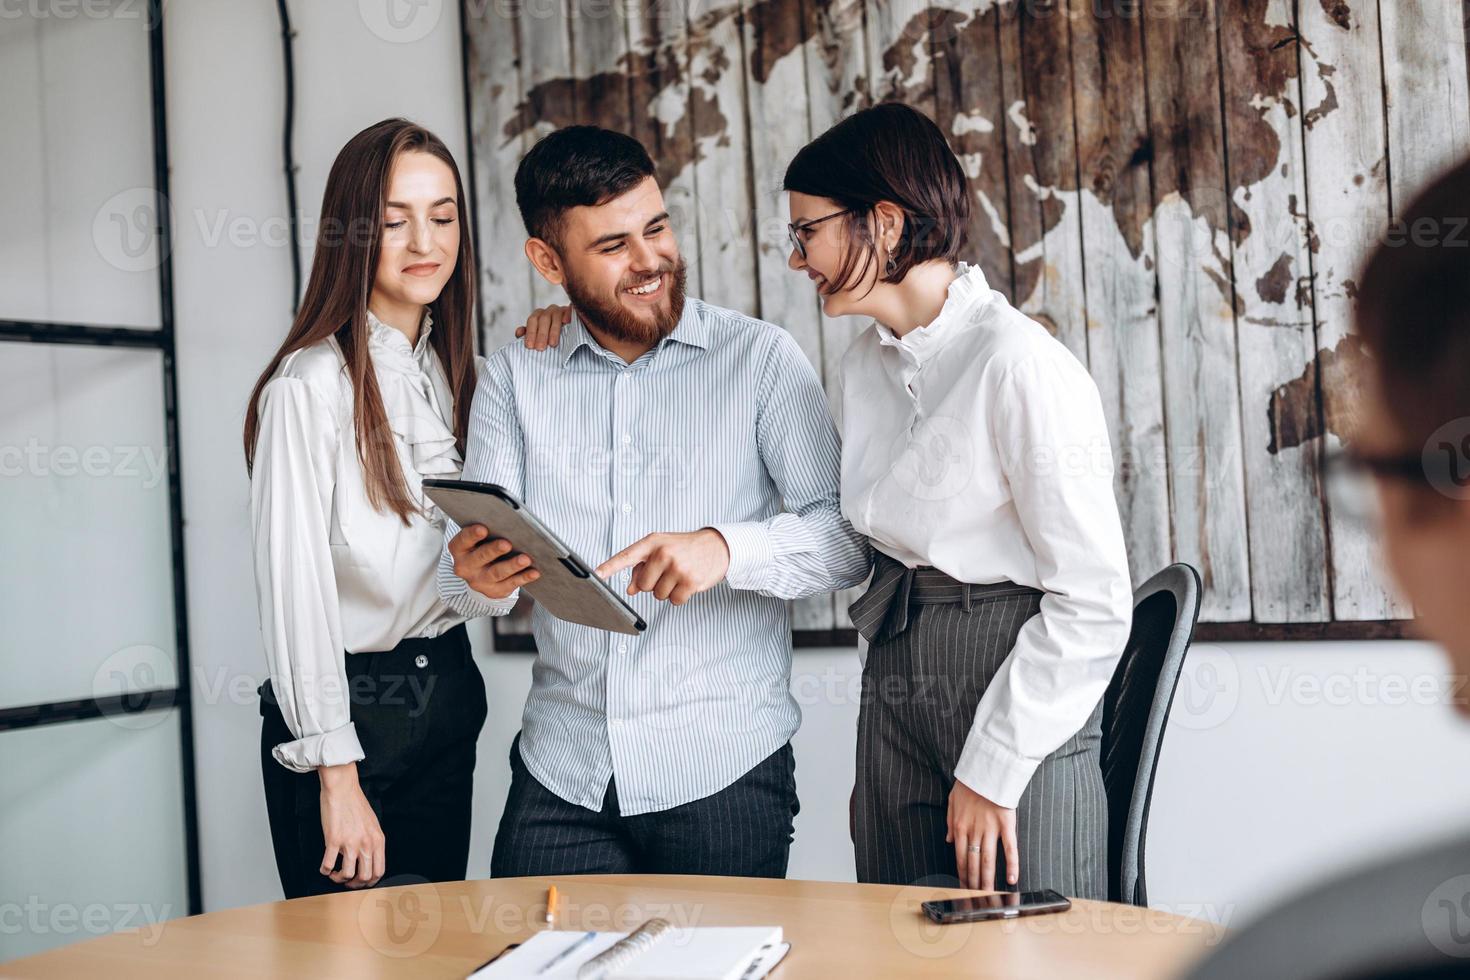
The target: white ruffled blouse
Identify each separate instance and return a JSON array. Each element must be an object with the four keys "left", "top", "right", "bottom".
[
  {"left": 249, "top": 308, "right": 473, "bottom": 772},
  {"left": 839, "top": 263, "right": 1134, "bottom": 809}
]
